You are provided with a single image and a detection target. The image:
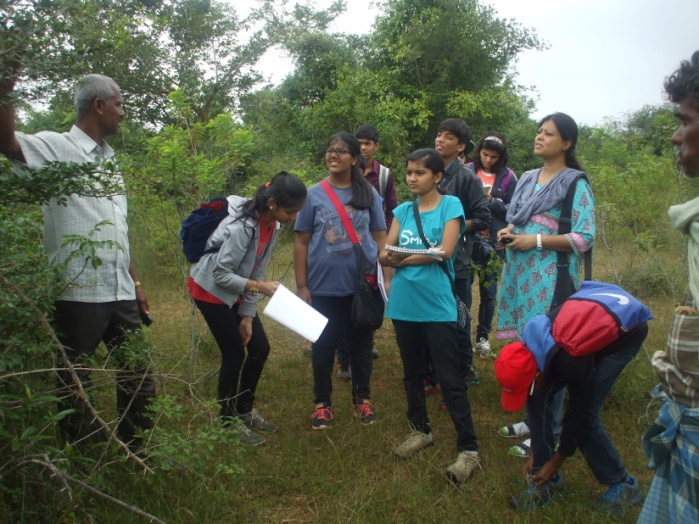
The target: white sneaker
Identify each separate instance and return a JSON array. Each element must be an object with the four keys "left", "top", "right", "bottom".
[
  {"left": 475, "top": 338, "right": 494, "bottom": 359},
  {"left": 394, "top": 431, "right": 434, "bottom": 459},
  {"left": 498, "top": 421, "right": 530, "bottom": 438},
  {"left": 445, "top": 451, "right": 480, "bottom": 485}
]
